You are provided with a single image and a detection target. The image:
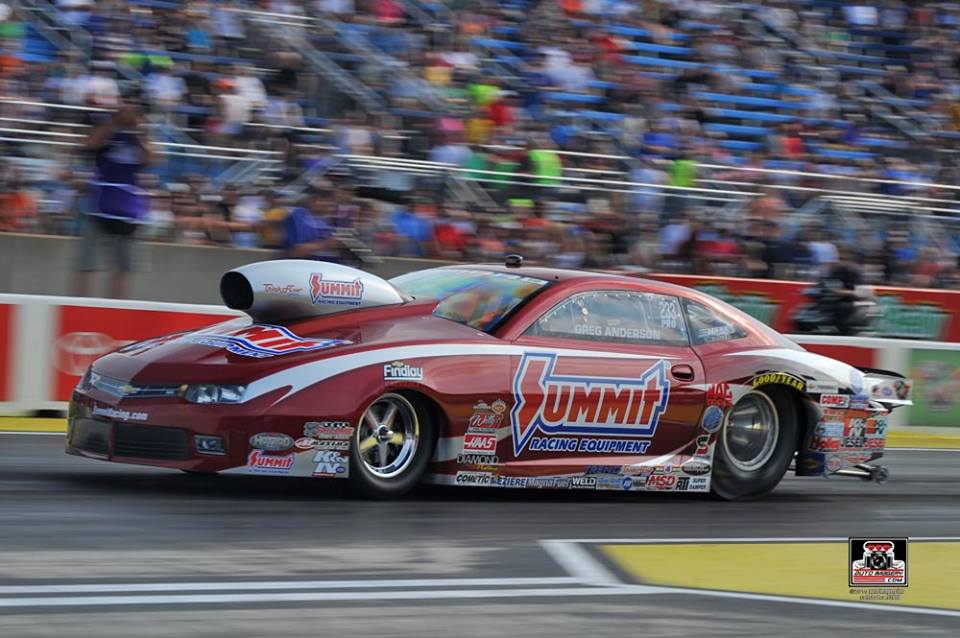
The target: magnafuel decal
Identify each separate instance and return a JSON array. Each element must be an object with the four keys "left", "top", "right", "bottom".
[{"left": 511, "top": 352, "right": 671, "bottom": 456}]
